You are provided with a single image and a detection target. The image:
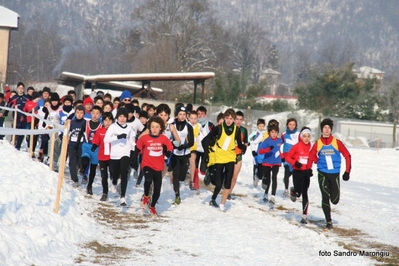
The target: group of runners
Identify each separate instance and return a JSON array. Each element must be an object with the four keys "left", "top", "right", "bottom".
[{"left": 0, "top": 82, "right": 352, "bottom": 228}]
